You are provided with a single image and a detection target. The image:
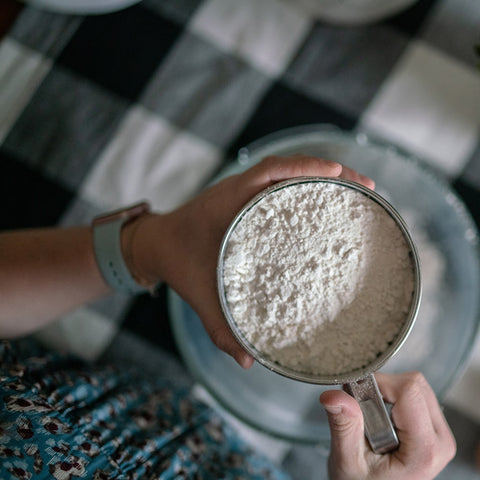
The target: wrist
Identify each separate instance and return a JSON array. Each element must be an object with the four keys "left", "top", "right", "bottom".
[
  {"left": 92, "top": 202, "right": 164, "bottom": 295},
  {"left": 121, "top": 212, "right": 165, "bottom": 291}
]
